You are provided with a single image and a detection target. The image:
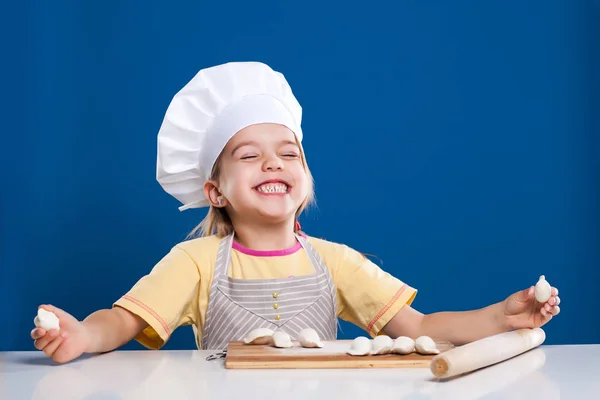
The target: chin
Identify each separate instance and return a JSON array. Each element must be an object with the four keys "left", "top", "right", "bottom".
[
  {"left": 255, "top": 209, "right": 294, "bottom": 222},
  {"left": 252, "top": 203, "right": 298, "bottom": 222}
]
